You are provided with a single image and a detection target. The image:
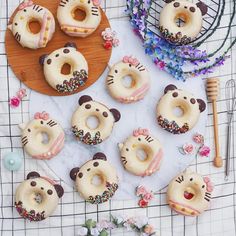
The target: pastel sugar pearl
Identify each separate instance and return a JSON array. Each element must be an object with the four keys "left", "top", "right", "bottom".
[{"left": 4, "top": 152, "right": 23, "bottom": 171}]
